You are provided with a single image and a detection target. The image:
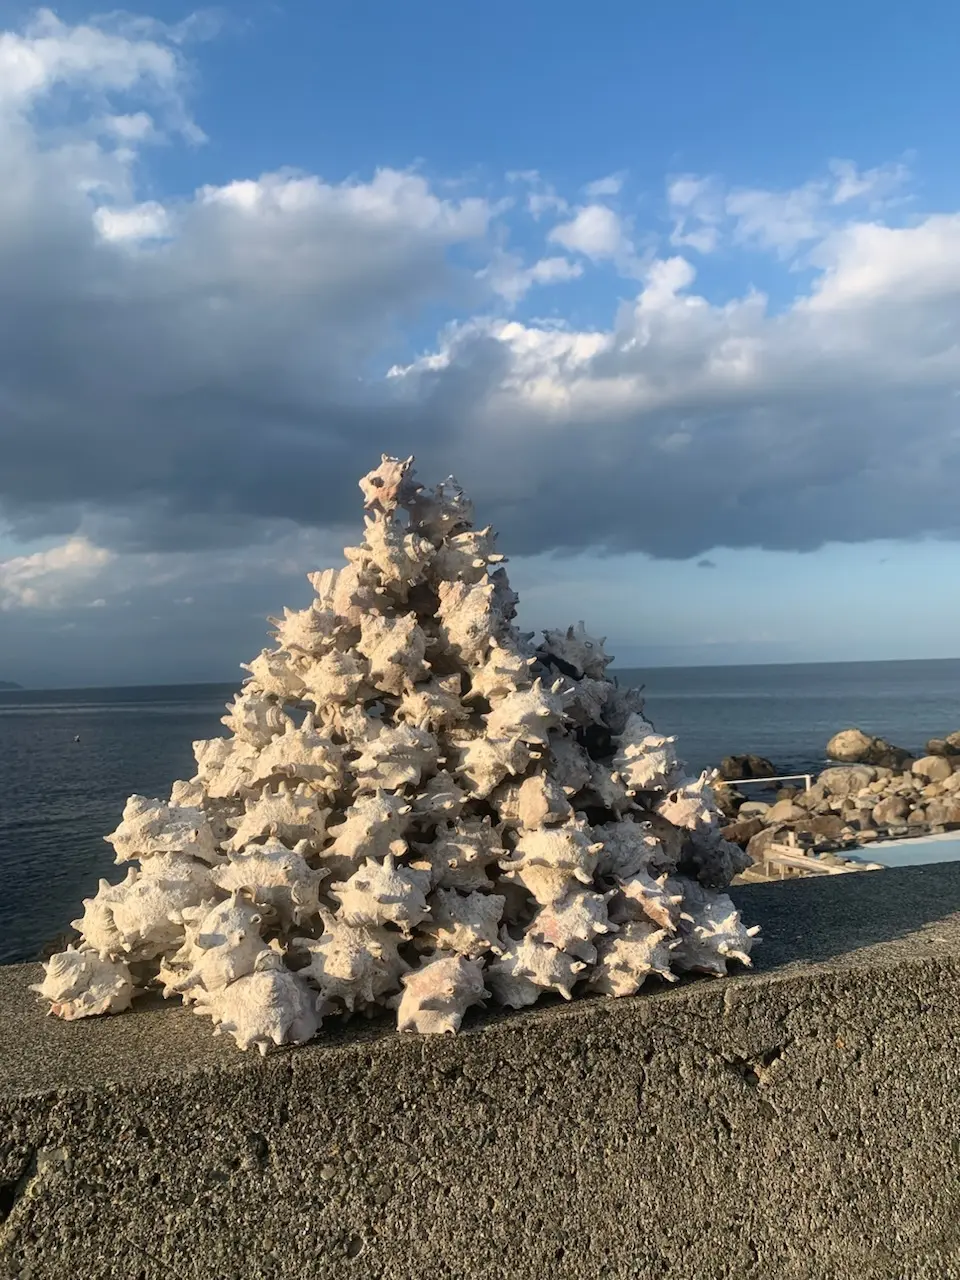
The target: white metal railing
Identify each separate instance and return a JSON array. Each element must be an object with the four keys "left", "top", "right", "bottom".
[{"left": 717, "top": 773, "right": 813, "bottom": 792}]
